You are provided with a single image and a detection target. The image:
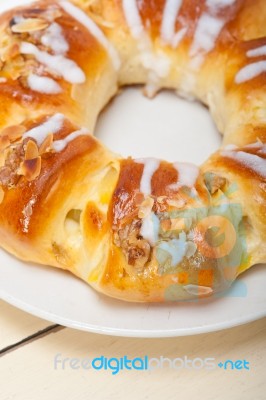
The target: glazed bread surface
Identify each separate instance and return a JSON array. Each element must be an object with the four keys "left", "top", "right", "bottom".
[{"left": 0, "top": 0, "right": 265, "bottom": 302}]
